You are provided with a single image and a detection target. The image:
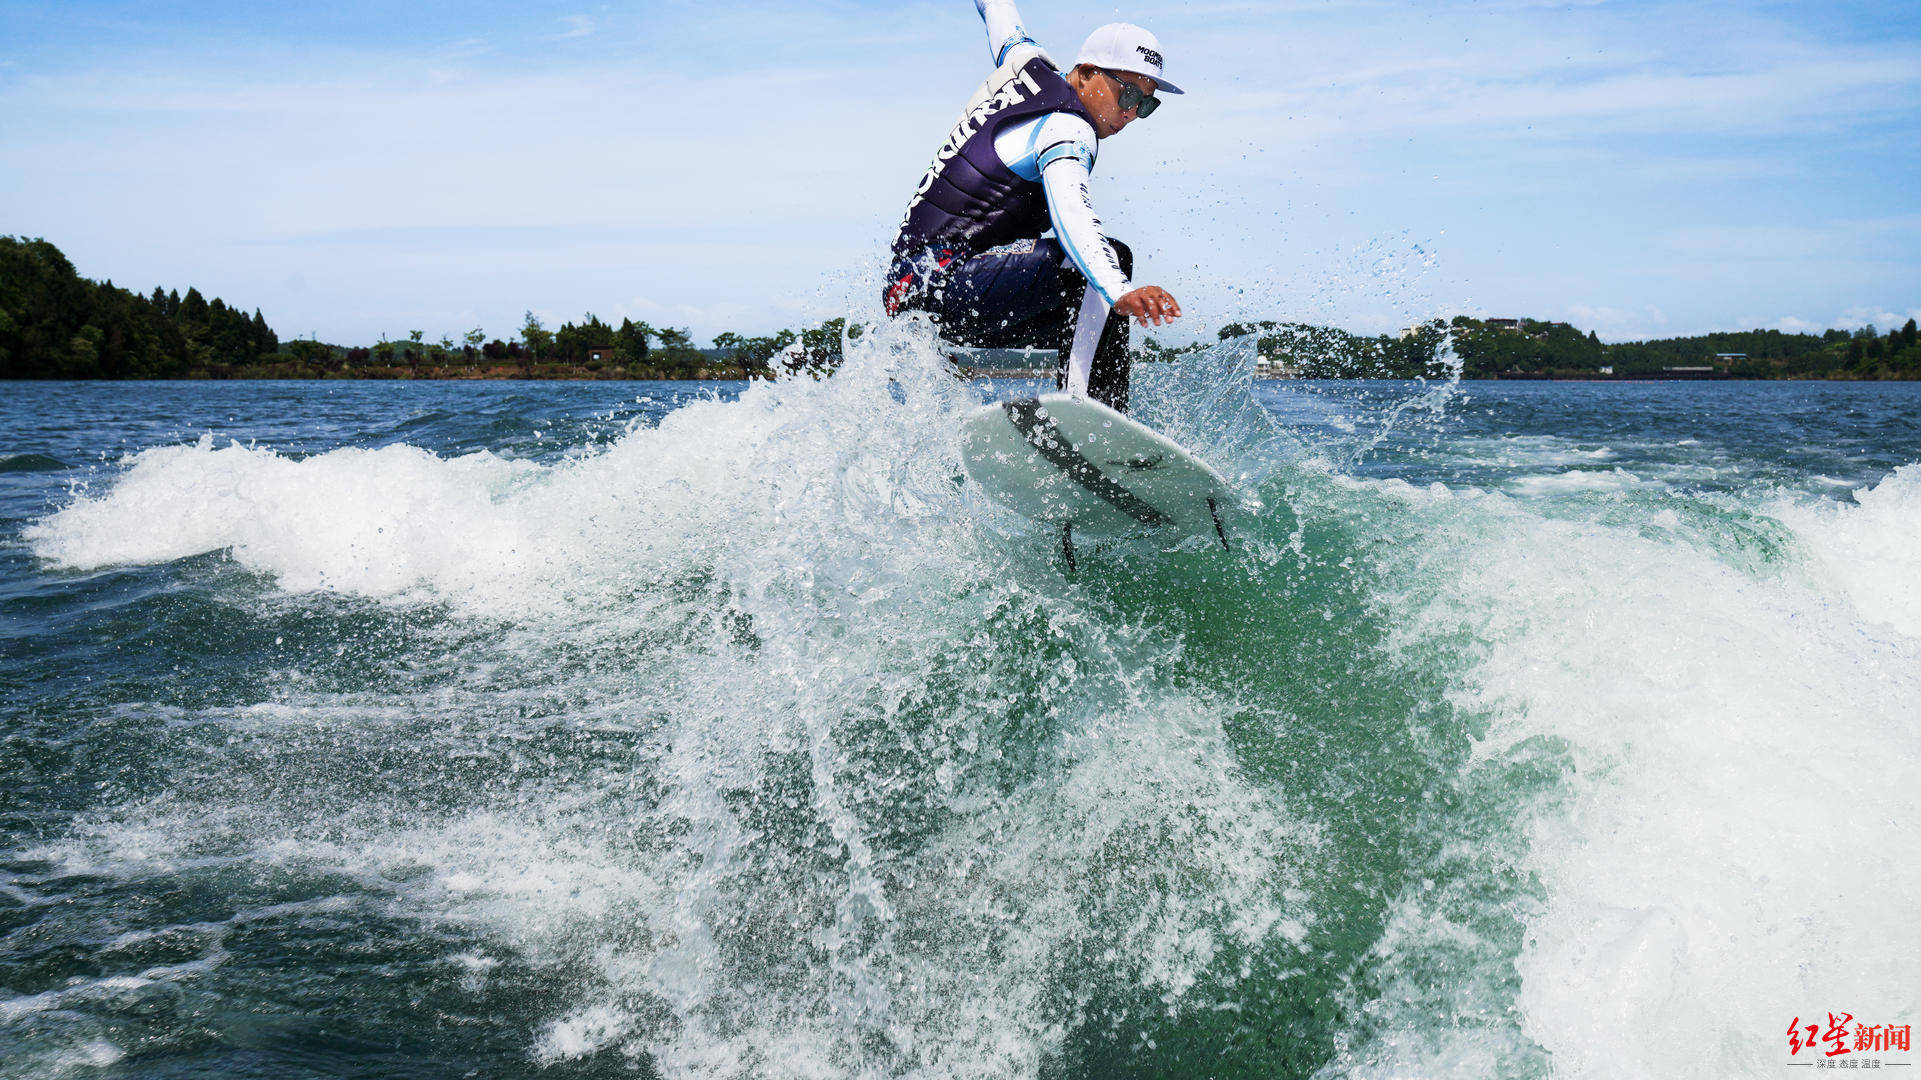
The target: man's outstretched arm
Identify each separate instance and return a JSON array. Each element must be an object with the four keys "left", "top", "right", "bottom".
[{"left": 977, "top": 0, "right": 1050, "bottom": 68}]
